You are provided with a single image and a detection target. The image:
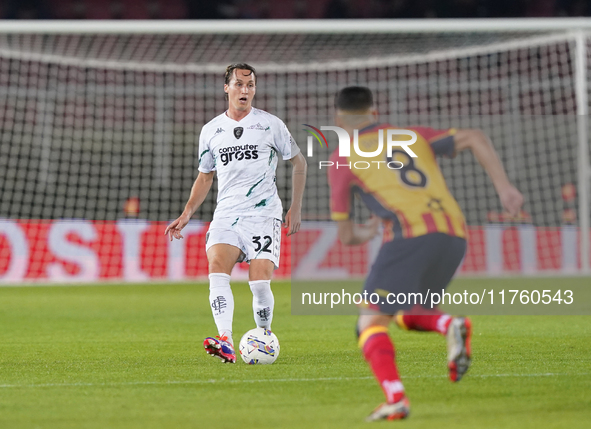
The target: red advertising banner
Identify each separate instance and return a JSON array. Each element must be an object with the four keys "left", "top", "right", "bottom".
[{"left": 0, "top": 220, "right": 586, "bottom": 284}]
